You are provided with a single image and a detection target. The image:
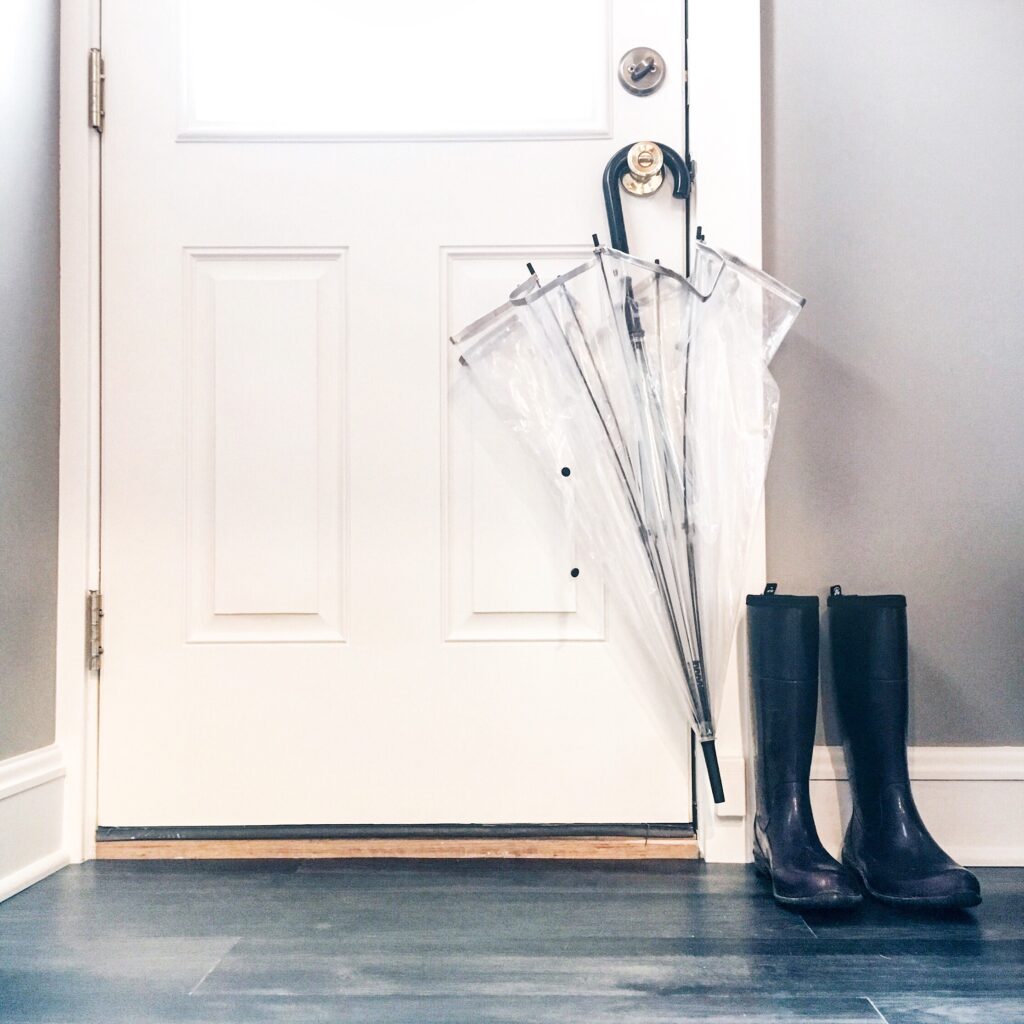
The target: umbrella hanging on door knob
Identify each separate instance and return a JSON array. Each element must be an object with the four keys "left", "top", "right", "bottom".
[
  {"left": 449, "top": 139, "right": 803, "bottom": 805},
  {"left": 602, "top": 141, "right": 692, "bottom": 255},
  {"left": 451, "top": 251, "right": 804, "bottom": 805}
]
